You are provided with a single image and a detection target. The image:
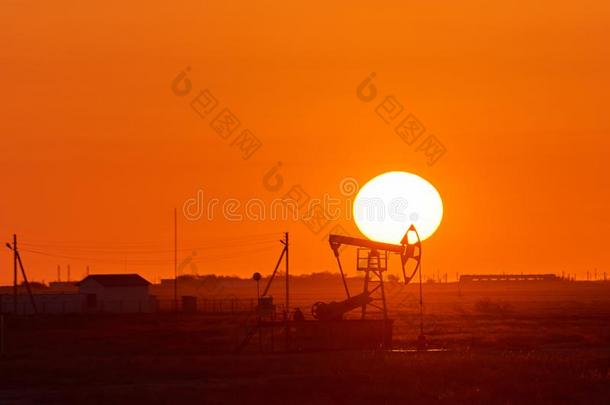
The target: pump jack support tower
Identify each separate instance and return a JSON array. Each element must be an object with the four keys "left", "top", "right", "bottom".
[{"left": 315, "top": 224, "right": 422, "bottom": 322}]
